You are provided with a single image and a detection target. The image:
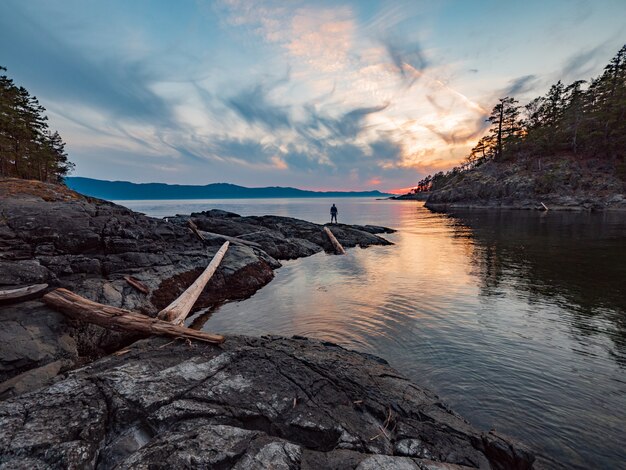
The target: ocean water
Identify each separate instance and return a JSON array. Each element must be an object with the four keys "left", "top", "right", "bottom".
[{"left": 117, "top": 198, "right": 626, "bottom": 469}]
